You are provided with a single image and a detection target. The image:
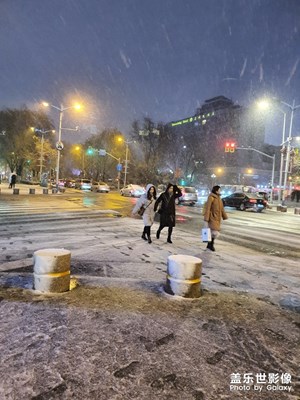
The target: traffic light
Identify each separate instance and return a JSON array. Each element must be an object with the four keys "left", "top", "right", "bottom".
[
  {"left": 86, "top": 147, "right": 94, "bottom": 155},
  {"left": 225, "top": 142, "right": 236, "bottom": 153}
]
